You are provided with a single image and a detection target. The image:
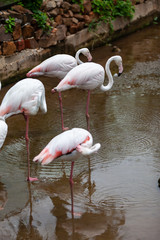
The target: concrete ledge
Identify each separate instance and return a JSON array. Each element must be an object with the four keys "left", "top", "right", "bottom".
[{"left": 1, "top": 0, "right": 160, "bottom": 85}]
